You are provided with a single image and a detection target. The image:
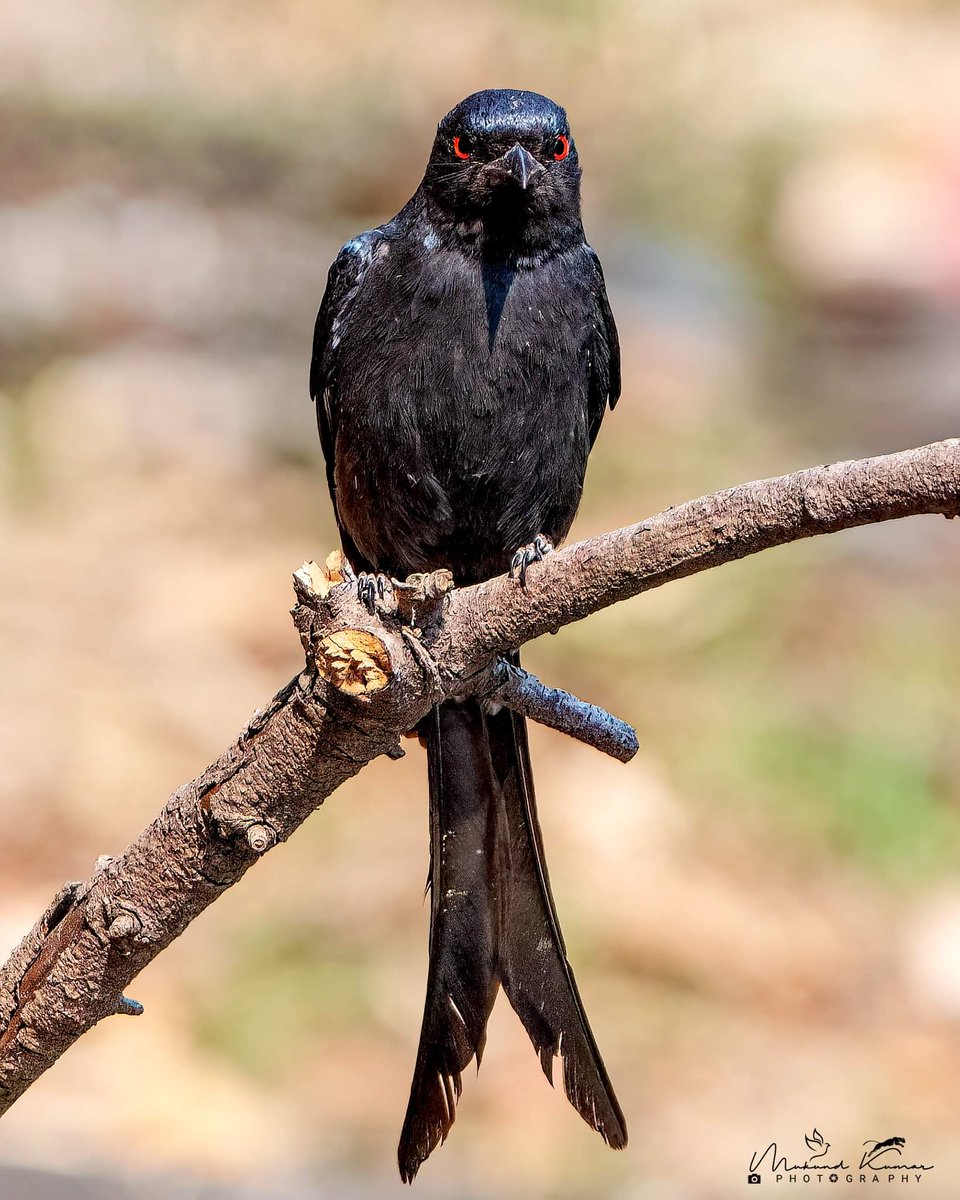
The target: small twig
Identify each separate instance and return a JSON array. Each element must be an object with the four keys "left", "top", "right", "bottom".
[{"left": 489, "top": 660, "right": 638, "bottom": 763}]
